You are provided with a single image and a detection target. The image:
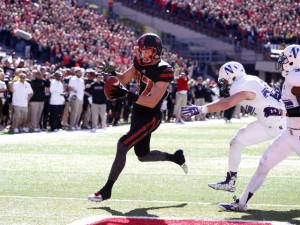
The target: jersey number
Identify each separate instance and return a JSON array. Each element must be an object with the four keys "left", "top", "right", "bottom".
[{"left": 137, "top": 73, "right": 154, "bottom": 96}]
